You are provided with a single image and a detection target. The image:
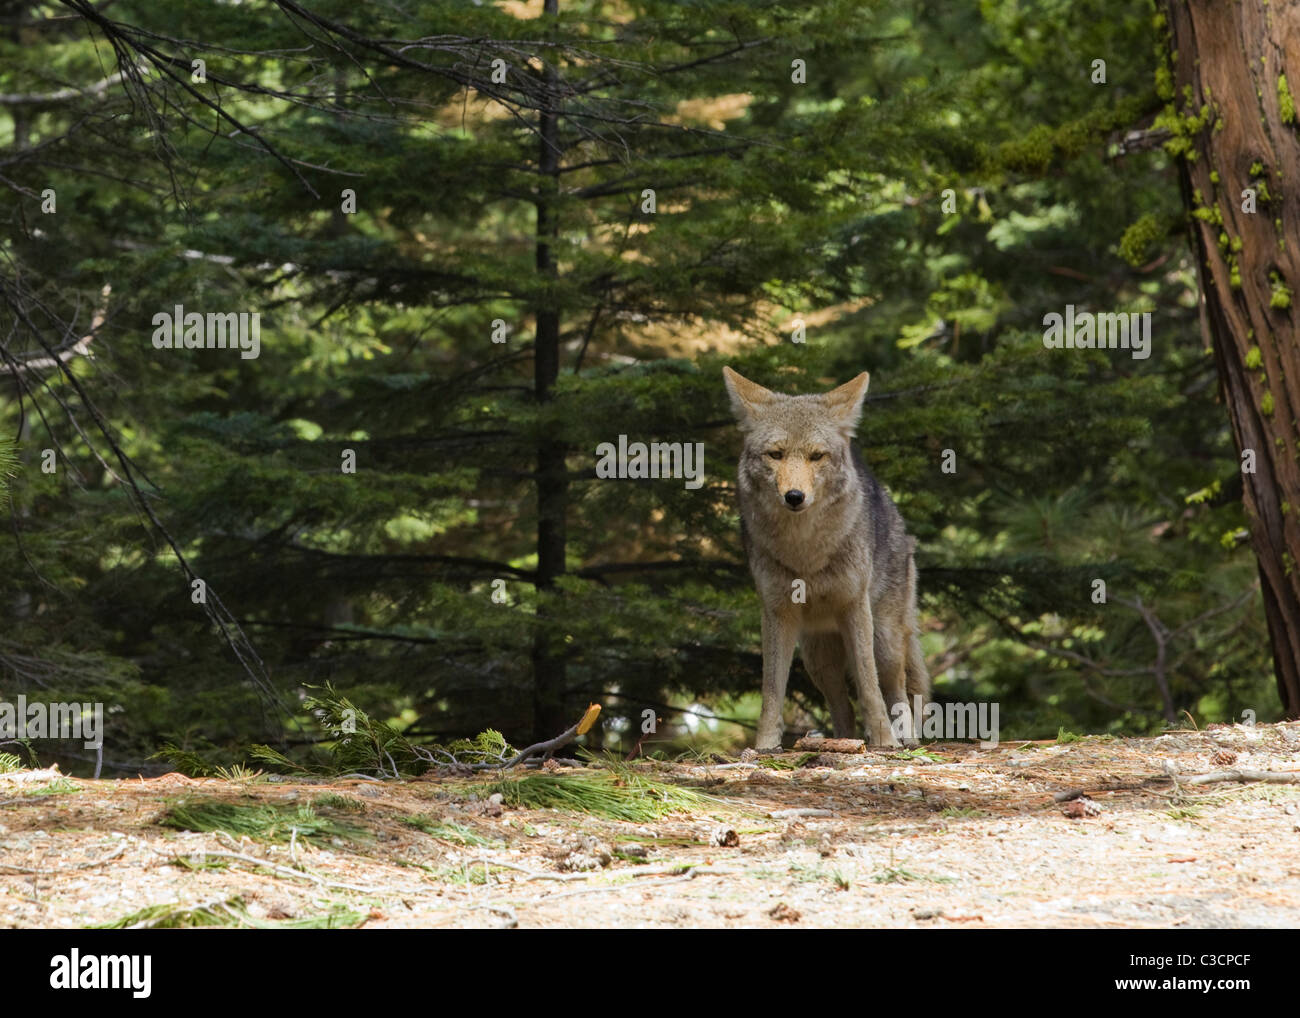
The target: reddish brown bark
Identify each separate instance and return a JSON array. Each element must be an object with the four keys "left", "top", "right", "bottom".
[{"left": 1163, "top": 1, "right": 1300, "bottom": 717}]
